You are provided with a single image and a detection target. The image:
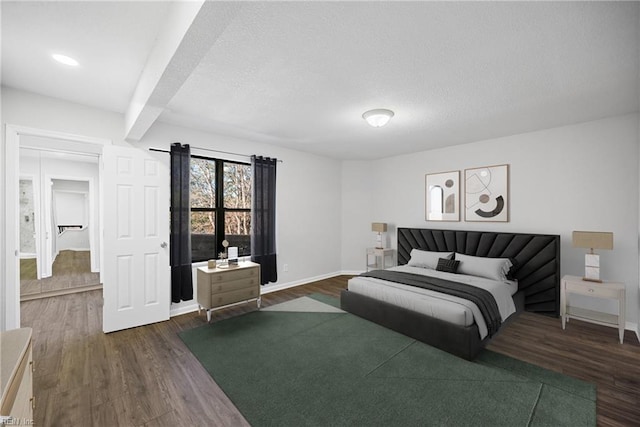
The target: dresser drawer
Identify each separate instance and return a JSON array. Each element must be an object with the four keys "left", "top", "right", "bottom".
[
  {"left": 12, "top": 348, "right": 33, "bottom": 422},
  {"left": 0, "top": 329, "right": 33, "bottom": 423},
  {"left": 210, "top": 276, "right": 258, "bottom": 293},
  {"left": 565, "top": 281, "right": 620, "bottom": 299},
  {"left": 208, "top": 266, "right": 259, "bottom": 283},
  {"left": 211, "top": 287, "right": 260, "bottom": 308}
]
